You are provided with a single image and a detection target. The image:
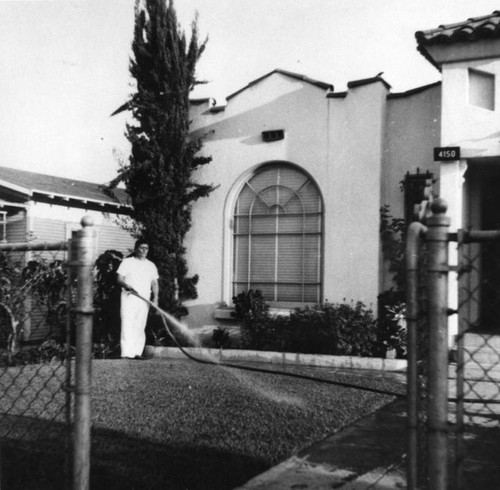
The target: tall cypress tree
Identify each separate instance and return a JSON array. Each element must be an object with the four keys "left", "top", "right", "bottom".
[{"left": 117, "top": 0, "right": 214, "bottom": 316}]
